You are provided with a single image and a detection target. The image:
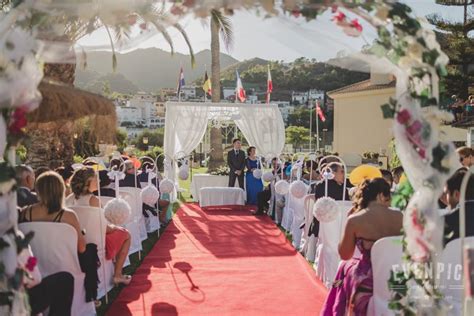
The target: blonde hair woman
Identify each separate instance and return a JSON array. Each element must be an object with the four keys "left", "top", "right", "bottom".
[
  {"left": 68, "top": 167, "right": 132, "bottom": 286},
  {"left": 19, "top": 171, "right": 86, "bottom": 254}
]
